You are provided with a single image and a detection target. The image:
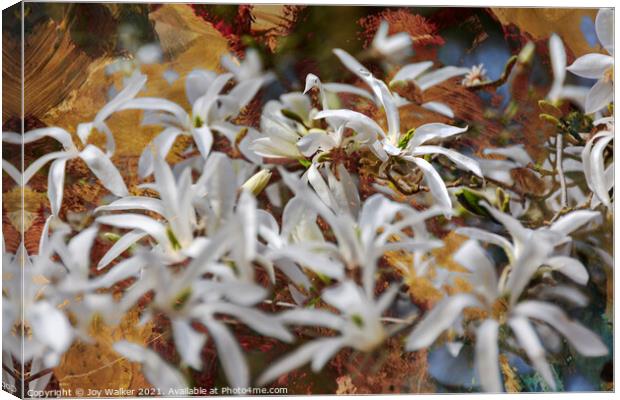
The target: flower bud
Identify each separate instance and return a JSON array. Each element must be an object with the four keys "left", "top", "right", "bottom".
[{"left": 241, "top": 169, "right": 272, "bottom": 196}]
